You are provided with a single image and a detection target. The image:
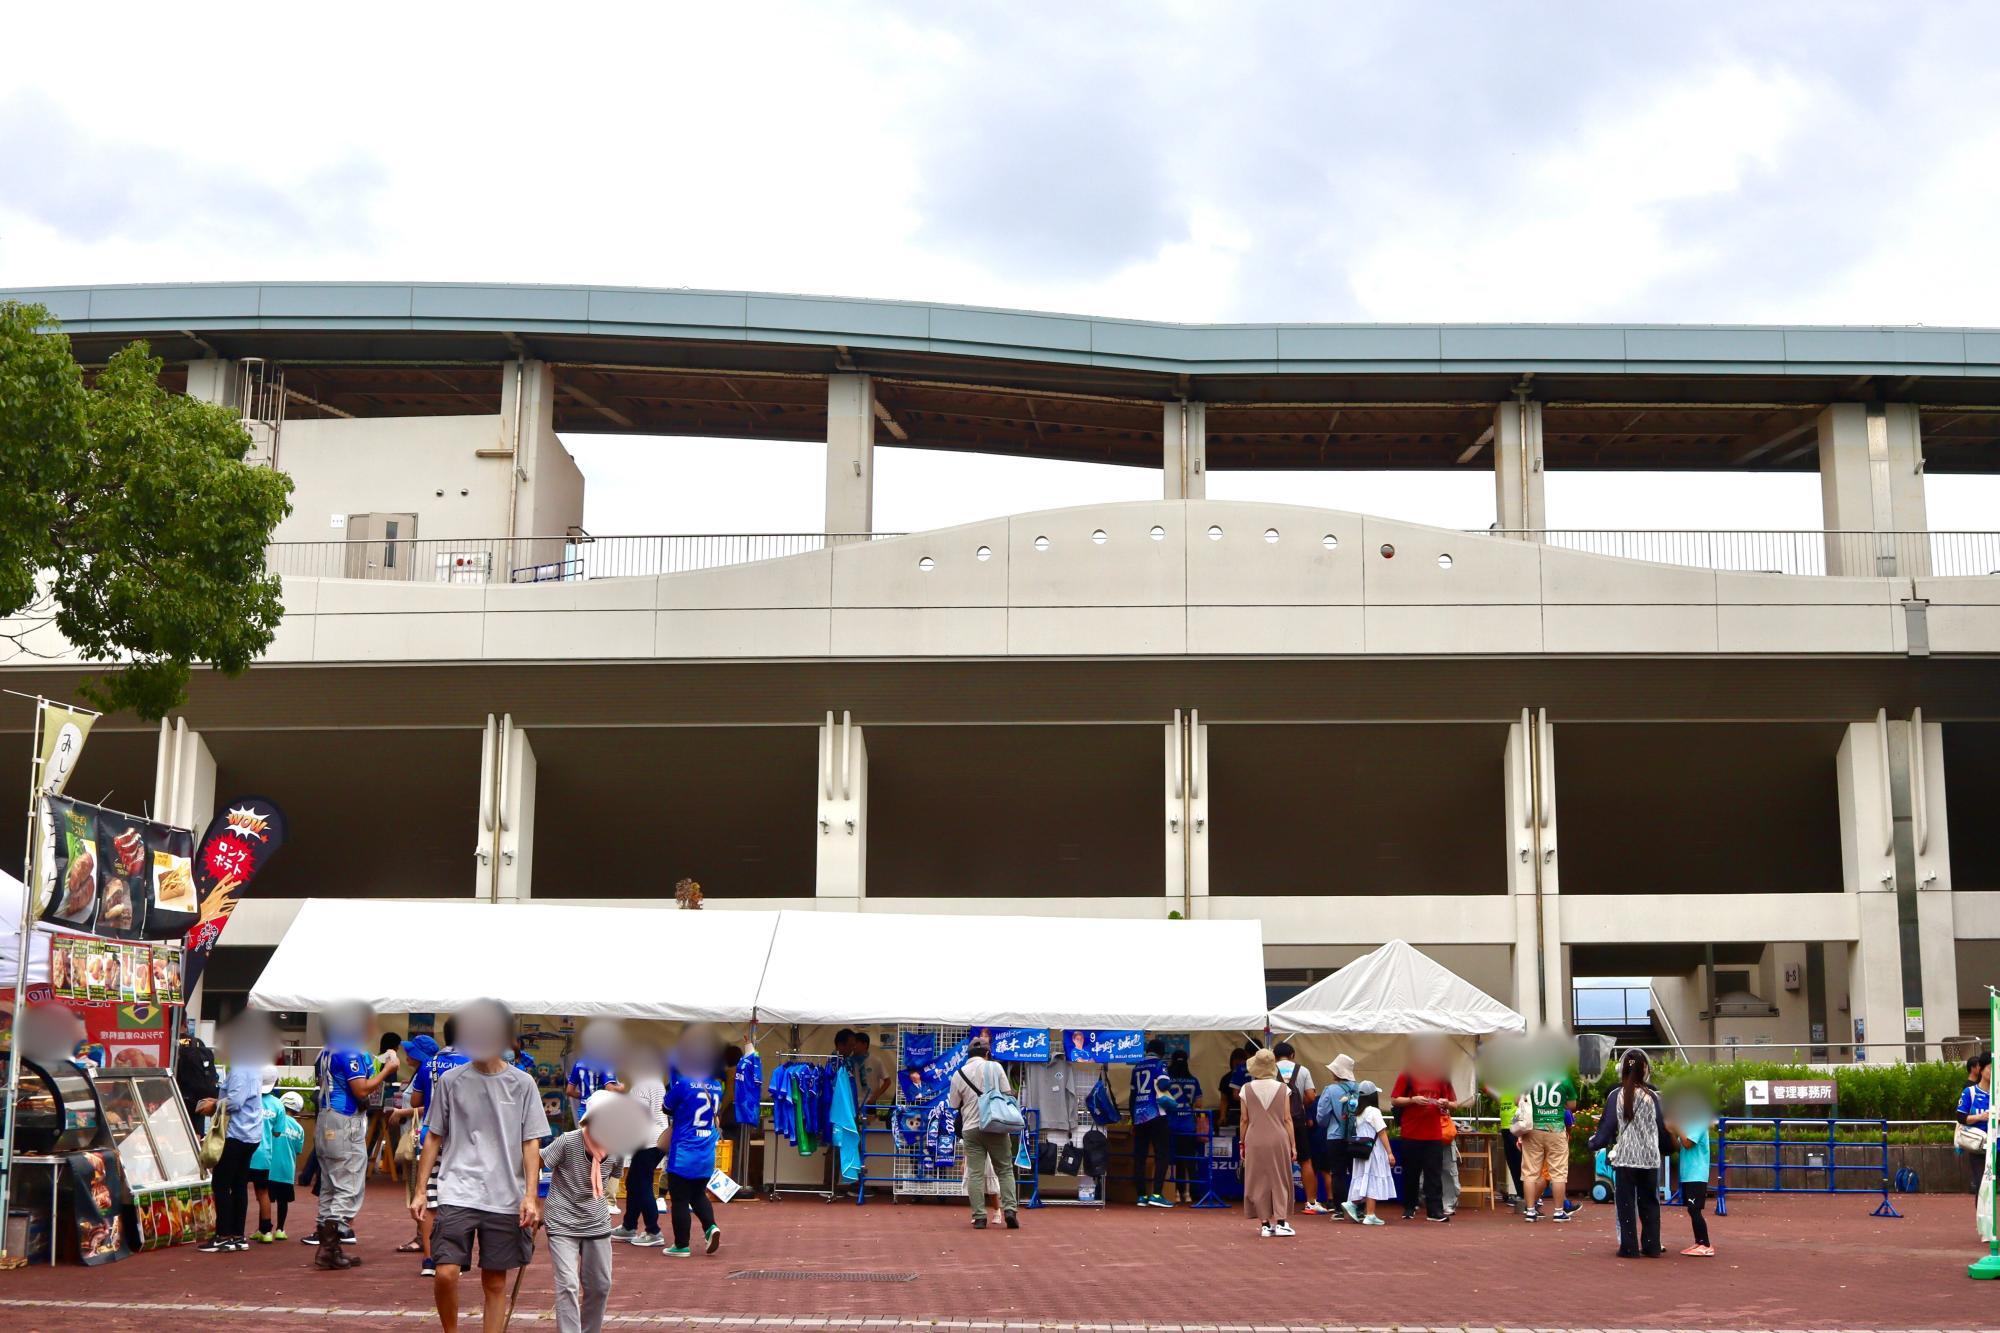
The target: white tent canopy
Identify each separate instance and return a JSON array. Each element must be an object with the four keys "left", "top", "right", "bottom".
[
  {"left": 1269, "top": 939, "right": 1525, "bottom": 1036},
  {"left": 248, "top": 899, "right": 781, "bottom": 1022},
  {"left": 753, "top": 910, "right": 1267, "bottom": 1030},
  {"left": 0, "top": 871, "right": 52, "bottom": 989},
  {"left": 248, "top": 900, "right": 1268, "bottom": 1032},
  {"left": 1267, "top": 940, "right": 1525, "bottom": 1098}
]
